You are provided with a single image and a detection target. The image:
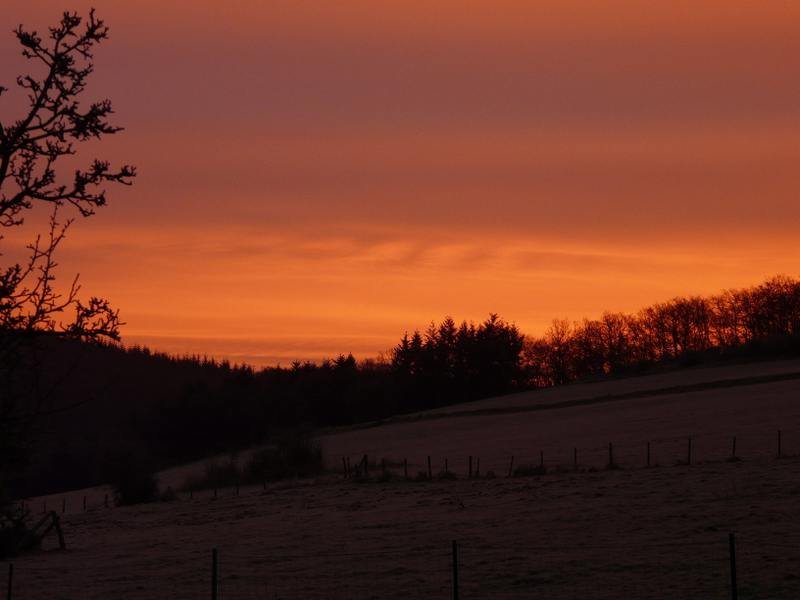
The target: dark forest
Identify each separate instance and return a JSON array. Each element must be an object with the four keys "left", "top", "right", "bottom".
[{"left": 9, "top": 274, "right": 800, "bottom": 497}]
